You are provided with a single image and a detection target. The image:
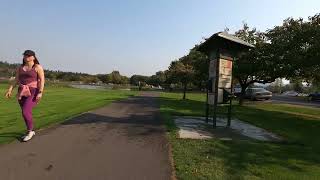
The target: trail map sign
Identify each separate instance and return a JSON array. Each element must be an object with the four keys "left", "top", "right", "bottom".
[
  {"left": 219, "top": 58, "right": 232, "bottom": 88},
  {"left": 197, "top": 32, "right": 254, "bottom": 128},
  {"left": 208, "top": 57, "right": 233, "bottom": 105}
]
